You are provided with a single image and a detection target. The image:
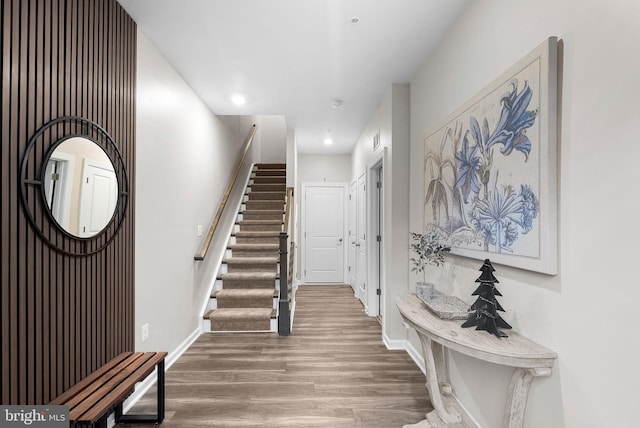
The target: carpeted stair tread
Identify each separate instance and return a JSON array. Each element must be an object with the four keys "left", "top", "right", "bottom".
[
  {"left": 246, "top": 191, "right": 286, "bottom": 200},
  {"left": 244, "top": 200, "right": 285, "bottom": 210},
  {"left": 253, "top": 169, "right": 286, "bottom": 176},
  {"left": 220, "top": 272, "right": 277, "bottom": 280},
  {"left": 255, "top": 163, "right": 285, "bottom": 169},
  {"left": 223, "top": 257, "right": 278, "bottom": 273},
  {"left": 250, "top": 184, "right": 286, "bottom": 192},
  {"left": 228, "top": 243, "right": 279, "bottom": 251},
  {"left": 237, "top": 219, "right": 283, "bottom": 232},
  {"left": 251, "top": 177, "right": 286, "bottom": 184},
  {"left": 234, "top": 231, "right": 281, "bottom": 237},
  {"left": 212, "top": 289, "right": 277, "bottom": 309},
  {"left": 212, "top": 289, "right": 276, "bottom": 299},
  {"left": 206, "top": 308, "right": 276, "bottom": 331},
  {"left": 240, "top": 211, "right": 283, "bottom": 222},
  {"left": 224, "top": 257, "right": 278, "bottom": 265},
  {"left": 209, "top": 308, "right": 275, "bottom": 320}
]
